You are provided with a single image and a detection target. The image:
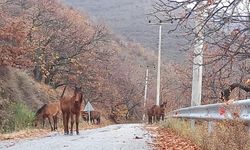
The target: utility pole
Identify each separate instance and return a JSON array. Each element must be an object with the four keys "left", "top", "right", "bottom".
[
  {"left": 148, "top": 19, "right": 164, "bottom": 106},
  {"left": 191, "top": 9, "right": 205, "bottom": 106},
  {"left": 143, "top": 68, "right": 149, "bottom": 121},
  {"left": 156, "top": 25, "right": 162, "bottom": 106},
  {"left": 190, "top": 7, "right": 205, "bottom": 128}
]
